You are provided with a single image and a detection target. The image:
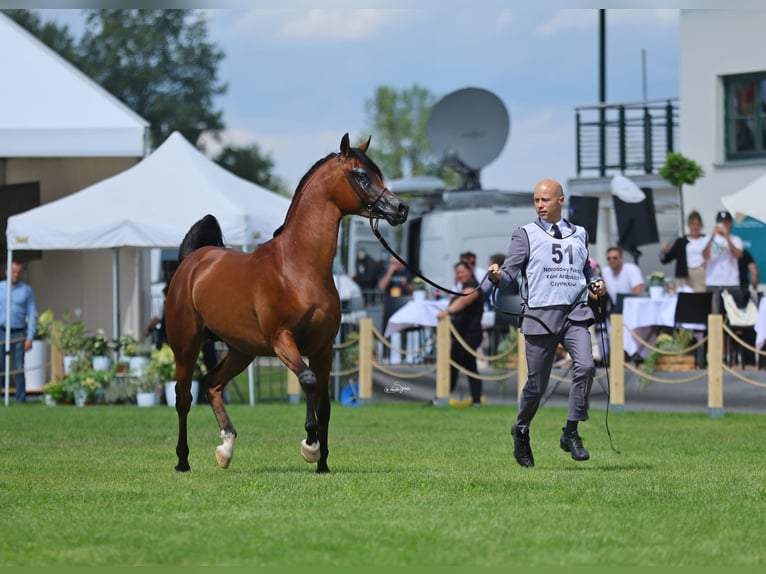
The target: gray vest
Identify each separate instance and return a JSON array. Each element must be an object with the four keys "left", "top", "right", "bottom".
[{"left": 523, "top": 222, "right": 588, "bottom": 308}]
